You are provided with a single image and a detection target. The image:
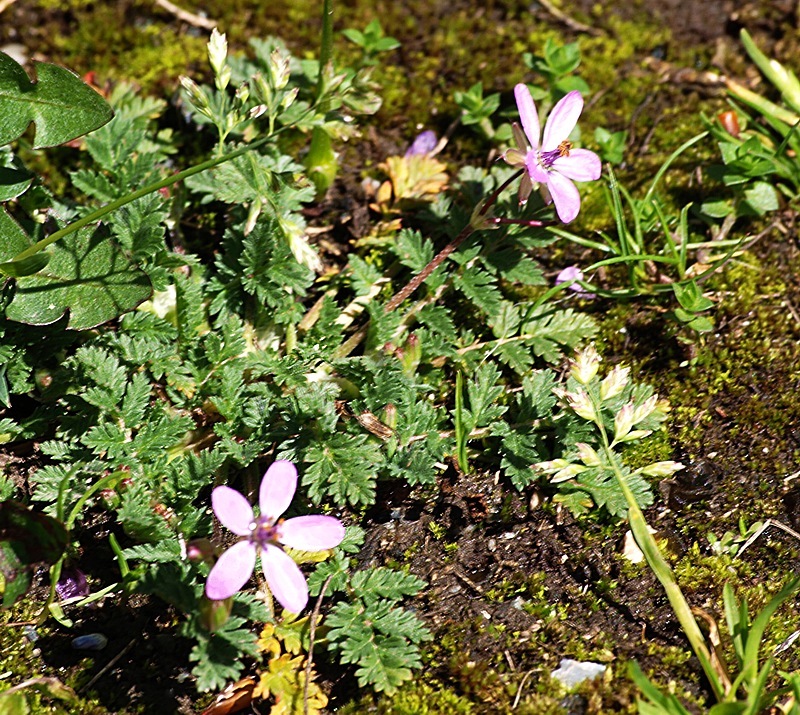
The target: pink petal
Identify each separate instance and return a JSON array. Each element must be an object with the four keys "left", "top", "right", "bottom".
[
  {"left": 279, "top": 515, "right": 345, "bottom": 551},
  {"left": 547, "top": 171, "right": 581, "bottom": 223},
  {"left": 261, "top": 543, "right": 309, "bottom": 613},
  {"left": 212, "top": 486, "right": 254, "bottom": 536},
  {"left": 556, "top": 266, "right": 584, "bottom": 285},
  {"left": 205, "top": 540, "right": 257, "bottom": 600},
  {"left": 542, "top": 91, "right": 583, "bottom": 152},
  {"left": 552, "top": 148, "right": 602, "bottom": 182},
  {"left": 525, "top": 152, "right": 549, "bottom": 184},
  {"left": 259, "top": 460, "right": 297, "bottom": 521},
  {"left": 514, "top": 84, "right": 540, "bottom": 151}
]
